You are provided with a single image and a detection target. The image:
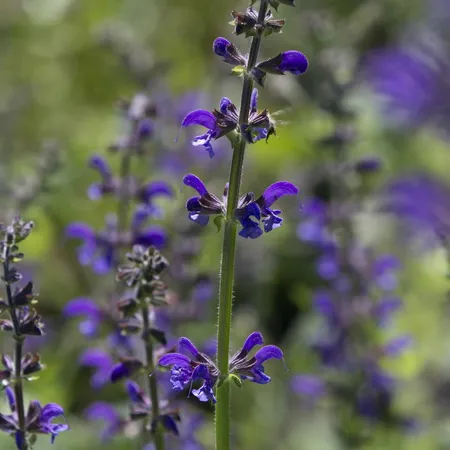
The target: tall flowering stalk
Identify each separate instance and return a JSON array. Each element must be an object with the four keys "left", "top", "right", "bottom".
[
  {"left": 0, "top": 218, "right": 68, "bottom": 449},
  {"left": 293, "top": 55, "right": 414, "bottom": 442},
  {"left": 160, "top": 1, "right": 308, "bottom": 449},
  {"left": 65, "top": 94, "right": 175, "bottom": 450}
]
